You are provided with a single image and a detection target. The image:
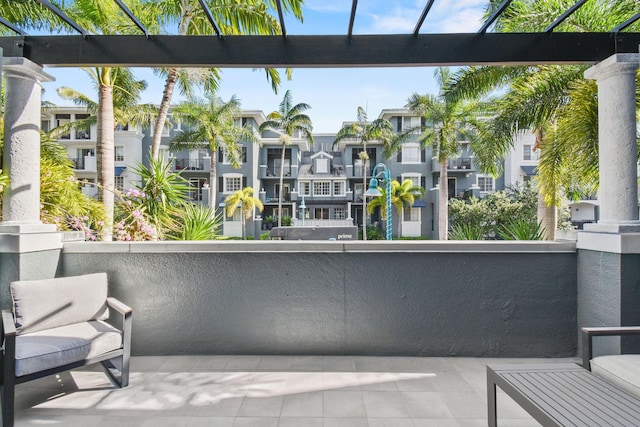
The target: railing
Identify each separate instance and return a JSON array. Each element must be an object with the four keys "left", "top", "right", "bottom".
[
  {"left": 292, "top": 219, "right": 353, "bottom": 227},
  {"left": 70, "top": 157, "right": 84, "bottom": 170},
  {"left": 174, "top": 158, "right": 204, "bottom": 171}
]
